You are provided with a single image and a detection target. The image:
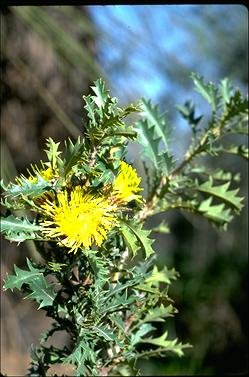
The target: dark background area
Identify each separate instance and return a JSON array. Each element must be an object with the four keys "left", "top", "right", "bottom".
[{"left": 1, "top": 5, "right": 248, "bottom": 376}]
